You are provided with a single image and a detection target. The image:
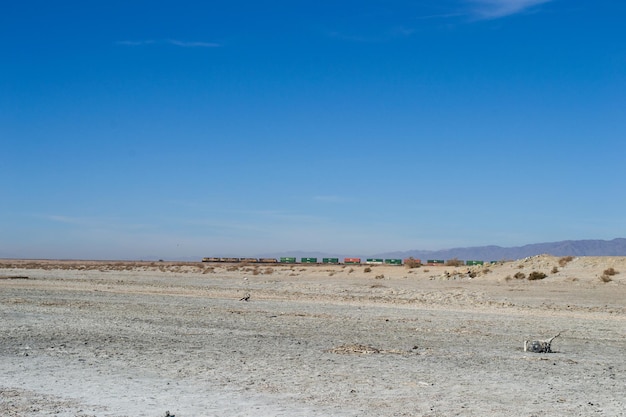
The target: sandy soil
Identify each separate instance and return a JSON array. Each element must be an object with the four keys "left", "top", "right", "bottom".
[{"left": 1, "top": 256, "right": 625, "bottom": 416}]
